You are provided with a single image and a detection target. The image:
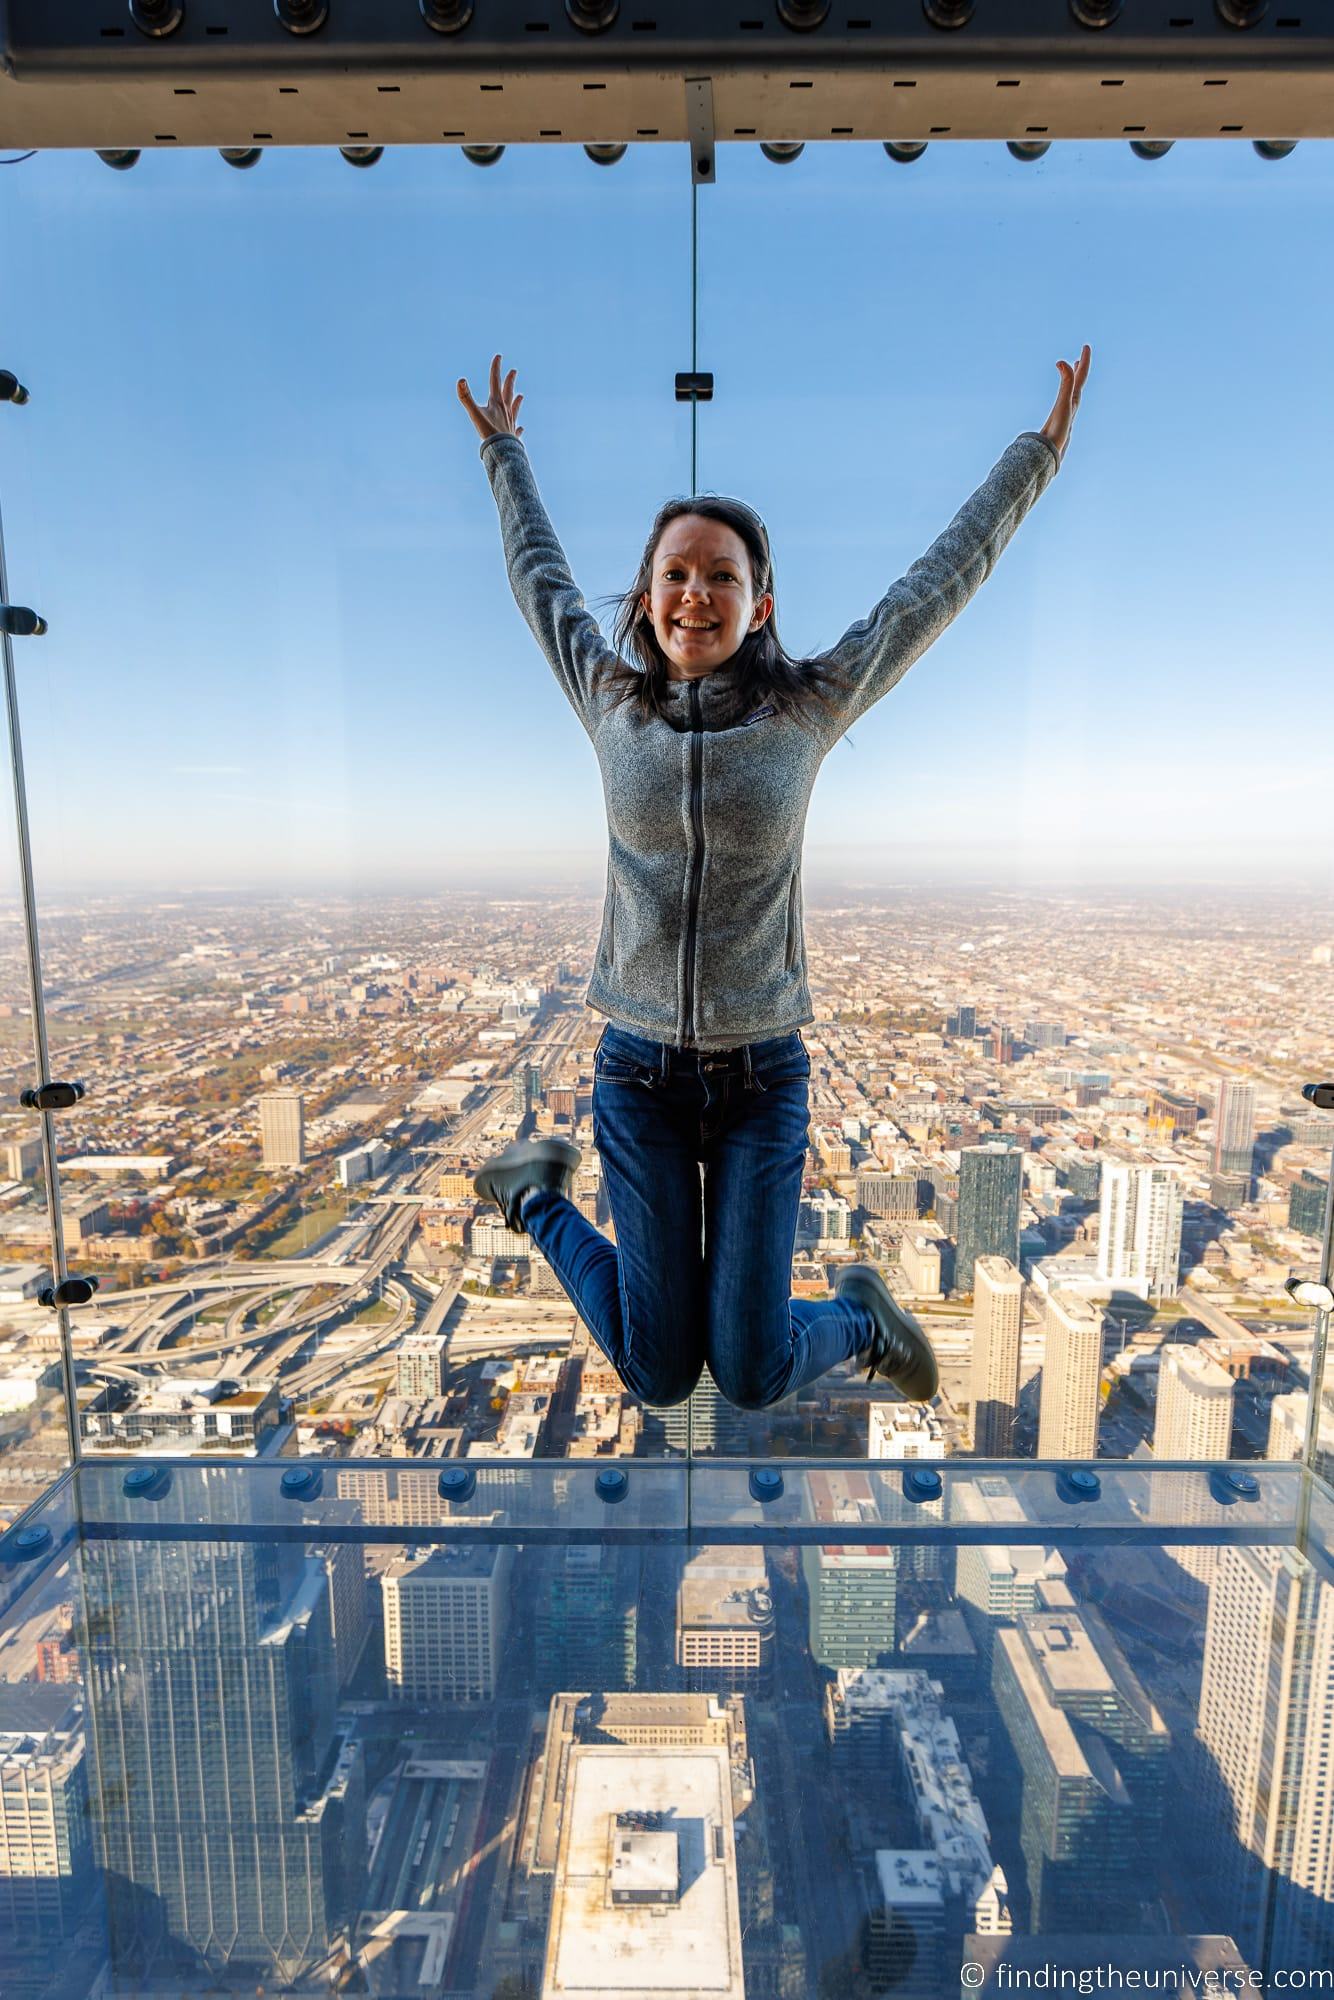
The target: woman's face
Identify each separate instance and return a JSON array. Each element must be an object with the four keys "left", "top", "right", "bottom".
[{"left": 640, "top": 514, "right": 773, "bottom": 682}]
